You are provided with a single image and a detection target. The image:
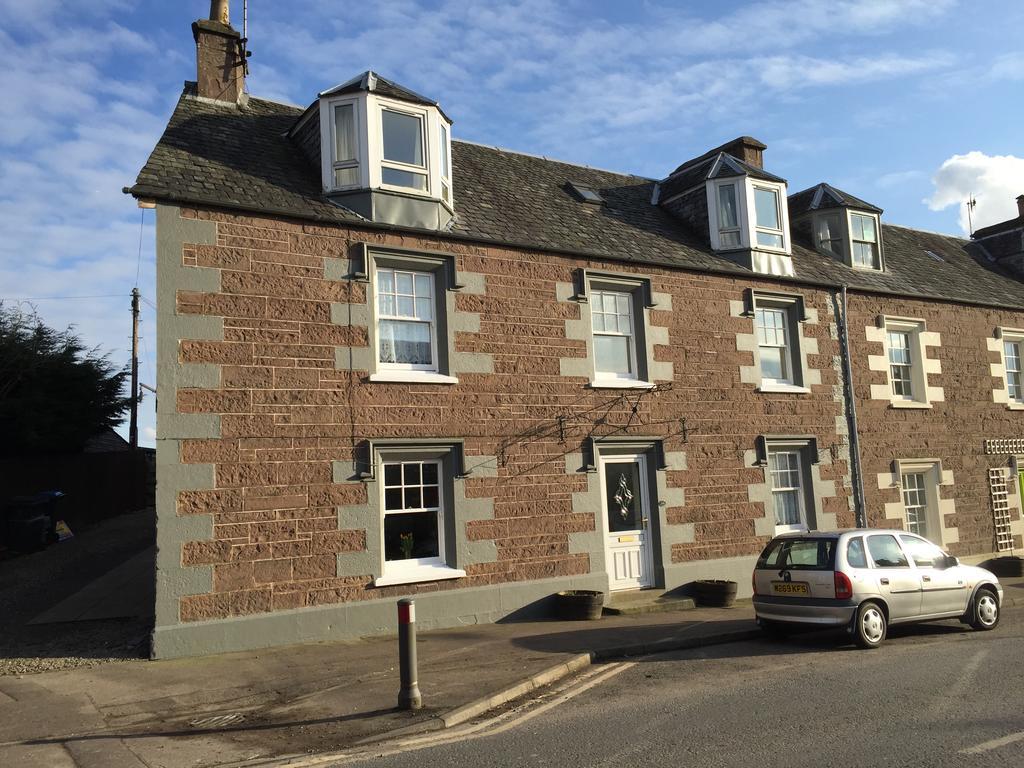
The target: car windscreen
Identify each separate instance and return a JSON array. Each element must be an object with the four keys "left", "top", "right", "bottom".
[{"left": 756, "top": 538, "right": 837, "bottom": 571}]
